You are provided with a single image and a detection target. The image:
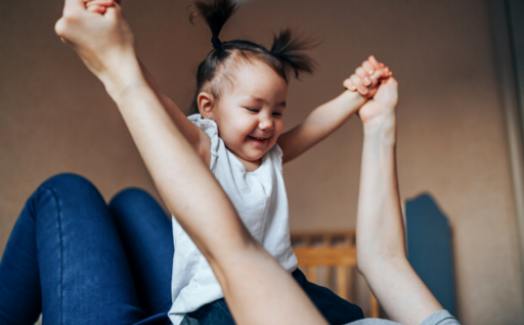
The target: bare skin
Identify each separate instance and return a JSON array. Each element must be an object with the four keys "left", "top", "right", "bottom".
[
  {"left": 55, "top": 1, "right": 325, "bottom": 324},
  {"left": 83, "top": 1, "right": 391, "bottom": 170},
  {"left": 55, "top": 1, "right": 443, "bottom": 324}
]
